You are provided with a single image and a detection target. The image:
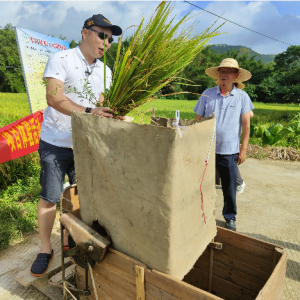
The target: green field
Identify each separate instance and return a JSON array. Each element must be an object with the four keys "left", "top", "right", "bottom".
[
  {"left": 1, "top": 93, "right": 300, "bottom": 127},
  {"left": 0, "top": 93, "right": 299, "bottom": 249},
  {"left": 128, "top": 100, "right": 300, "bottom": 128},
  {"left": 0, "top": 93, "right": 31, "bottom": 127}
]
